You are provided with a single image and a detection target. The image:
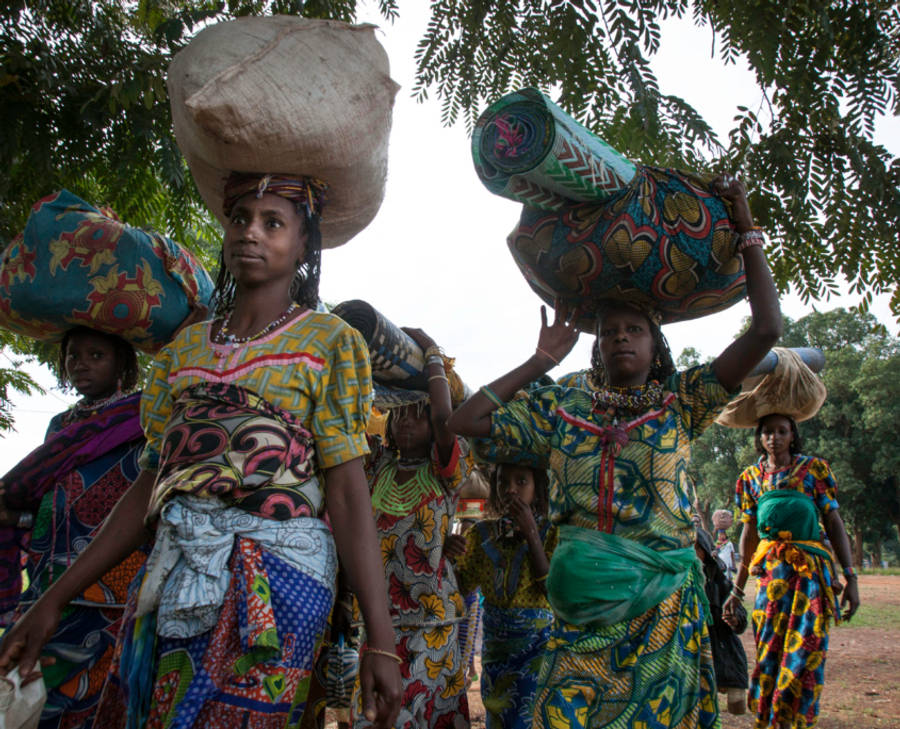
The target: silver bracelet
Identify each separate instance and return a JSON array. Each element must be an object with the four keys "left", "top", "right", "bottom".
[{"left": 16, "top": 511, "right": 33, "bottom": 530}]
